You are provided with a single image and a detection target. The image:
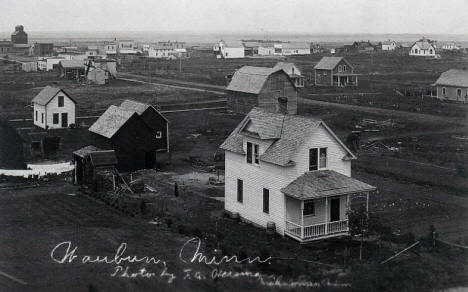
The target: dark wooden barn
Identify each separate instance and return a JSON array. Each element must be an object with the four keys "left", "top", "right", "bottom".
[
  {"left": 88, "top": 105, "right": 158, "bottom": 172},
  {"left": 120, "top": 99, "right": 169, "bottom": 153},
  {"left": 225, "top": 66, "right": 298, "bottom": 114}
]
